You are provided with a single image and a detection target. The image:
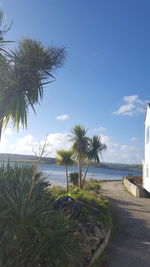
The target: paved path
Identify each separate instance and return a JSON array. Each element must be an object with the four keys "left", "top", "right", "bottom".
[{"left": 100, "top": 181, "right": 150, "bottom": 267}]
